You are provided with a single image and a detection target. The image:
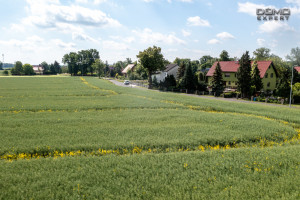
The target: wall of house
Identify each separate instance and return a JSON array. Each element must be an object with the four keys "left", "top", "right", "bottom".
[
  {"left": 261, "top": 65, "right": 277, "bottom": 92},
  {"left": 152, "top": 72, "right": 167, "bottom": 83},
  {"left": 167, "top": 65, "right": 179, "bottom": 79},
  {"left": 207, "top": 72, "right": 238, "bottom": 89}
]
